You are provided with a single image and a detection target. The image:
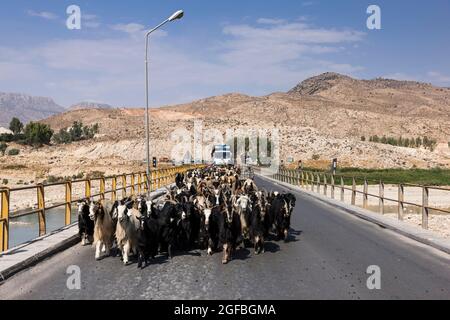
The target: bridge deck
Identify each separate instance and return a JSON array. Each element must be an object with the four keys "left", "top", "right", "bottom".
[{"left": 0, "top": 176, "right": 449, "bottom": 299}]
